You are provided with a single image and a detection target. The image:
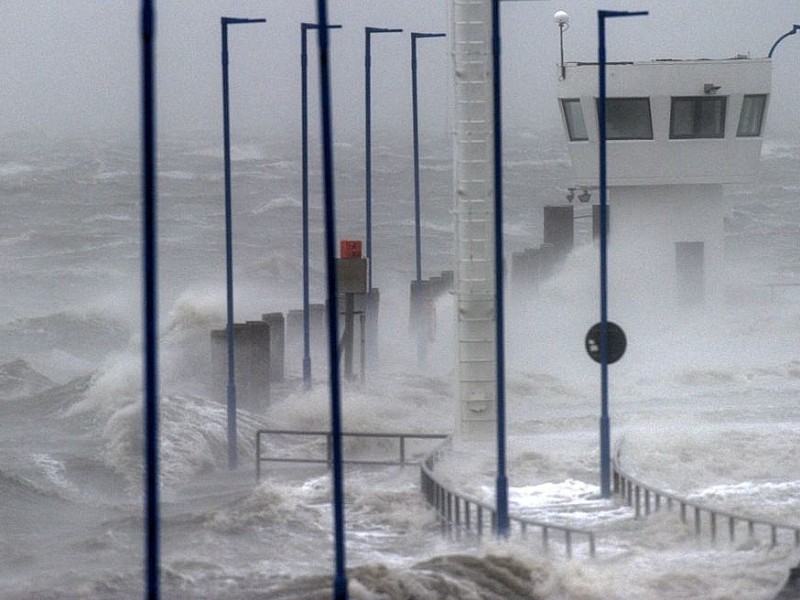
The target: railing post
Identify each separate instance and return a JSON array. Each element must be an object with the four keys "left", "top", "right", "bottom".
[
  {"left": 748, "top": 520, "right": 755, "bottom": 539},
  {"left": 771, "top": 525, "right": 777, "bottom": 547},
  {"left": 680, "top": 502, "right": 687, "bottom": 524},
  {"left": 634, "top": 486, "right": 641, "bottom": 519},
  {"left": 589, "top": 533, "right": 596, "bottom": 558},
  {"left": 400, "top": 436, "right": 406, "bottom": 466},
  {"left": 644, "top": 489, "right": 650, "bottom": 516},
  {"left": 542, "top": 526, "right": 549, "bottom": 553},
  {"left": 565, "top": 530, "right": 572, "bottom": 559},
  {"left": 477, "top": 505, "right": 483, "bottom": 537},
  {"left": 795, "top": 529, "right": 800, "bottom": 547},
  {"left": 729, "top": 517, "right": 736, "bottom": 543},
  {"left": 465, "top": 501, "right": 471, "bottom": 531}
]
